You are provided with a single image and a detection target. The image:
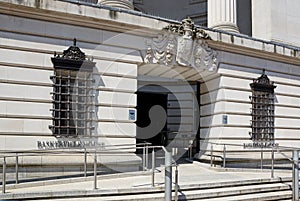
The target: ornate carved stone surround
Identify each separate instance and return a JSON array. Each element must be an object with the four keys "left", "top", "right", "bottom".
[{"left": 144, "top": 18, "right": 218, "bottom": 72}]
